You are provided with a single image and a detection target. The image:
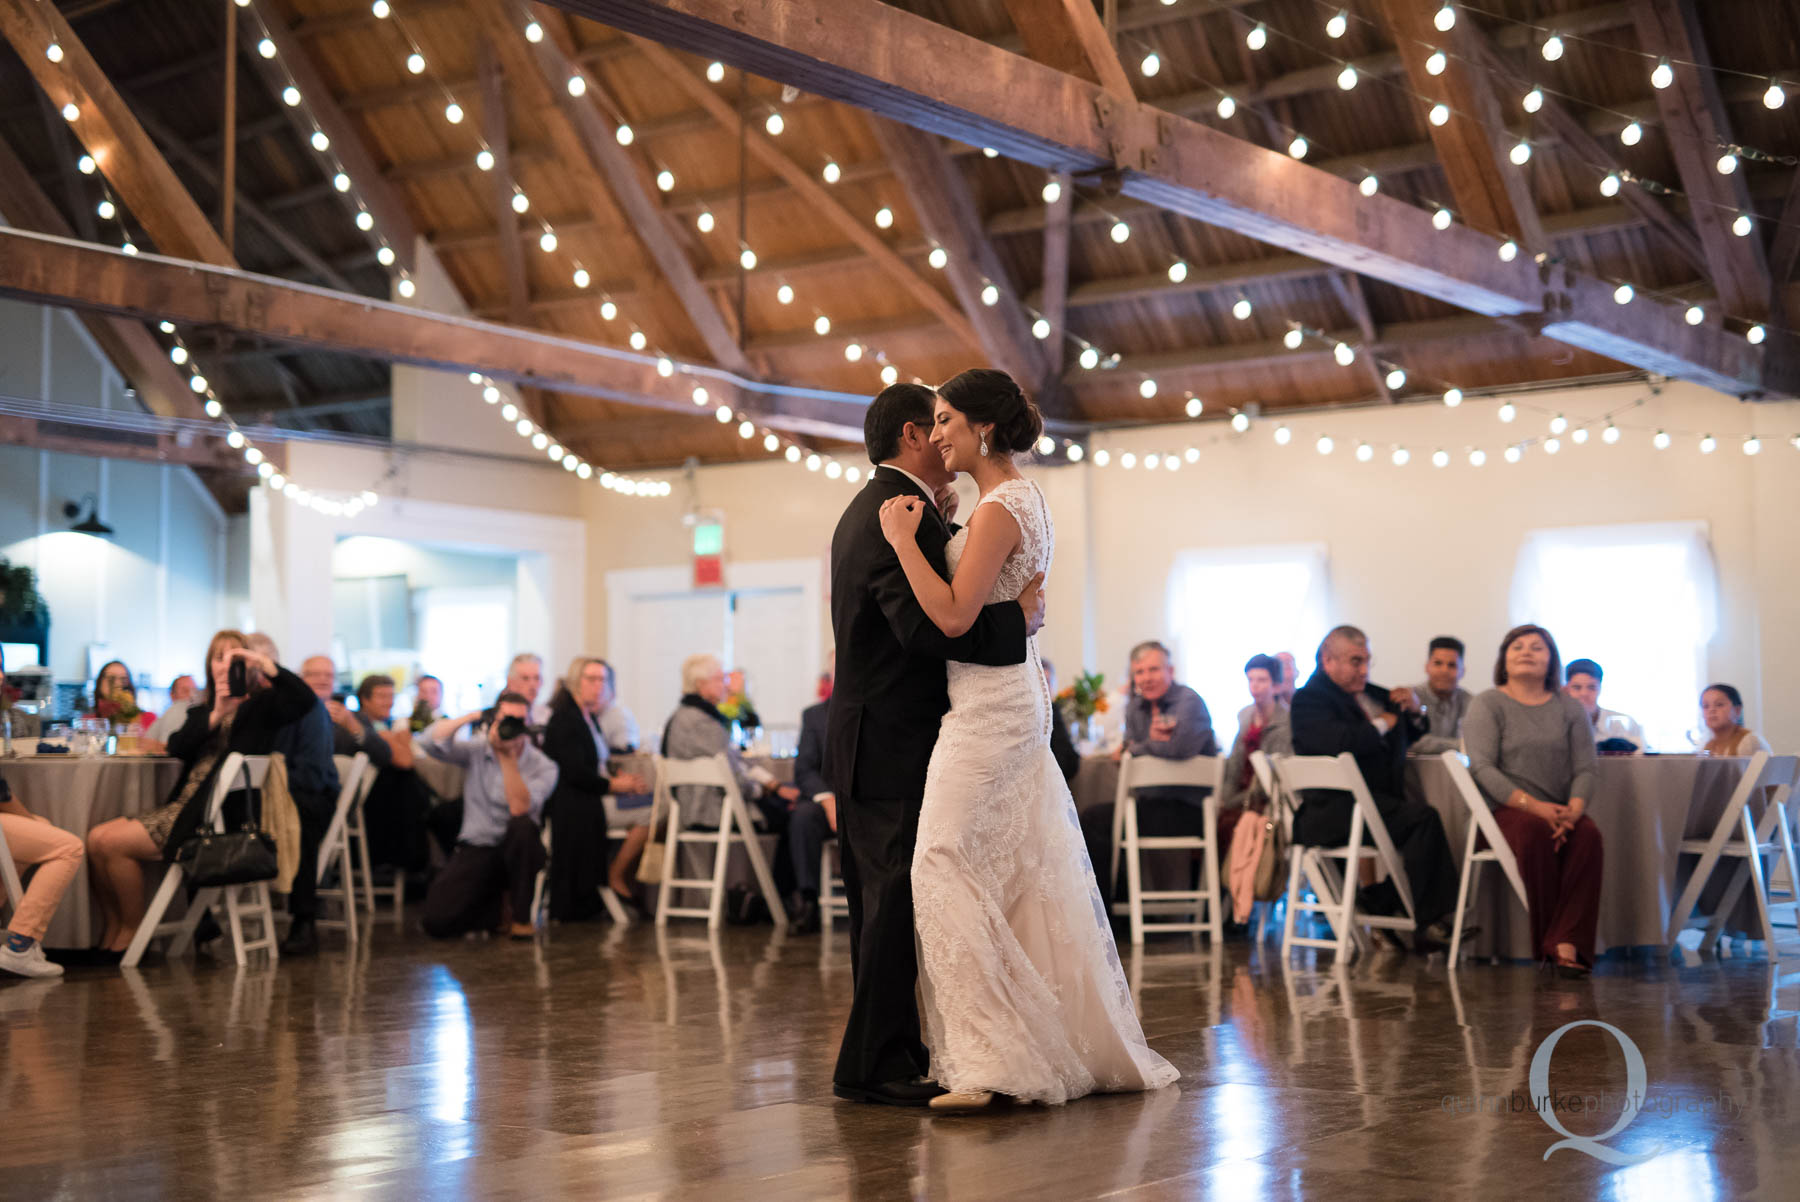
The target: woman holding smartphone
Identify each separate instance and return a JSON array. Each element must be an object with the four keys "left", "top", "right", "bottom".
[{"left": 83, "top": 629, "right": 316, "bottom": 961}]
